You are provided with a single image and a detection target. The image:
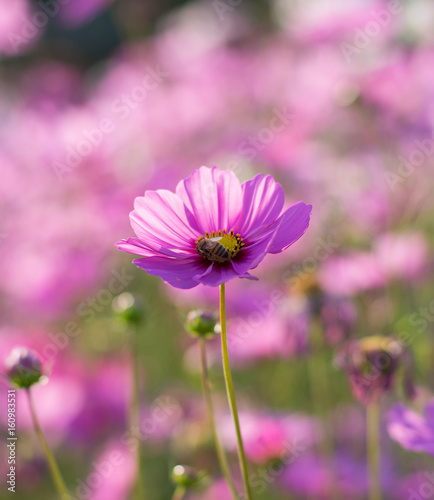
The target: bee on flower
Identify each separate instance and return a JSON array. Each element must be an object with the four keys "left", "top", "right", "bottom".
[{"left": 116, "top": 166, "right": 312, "bottom": 289}]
